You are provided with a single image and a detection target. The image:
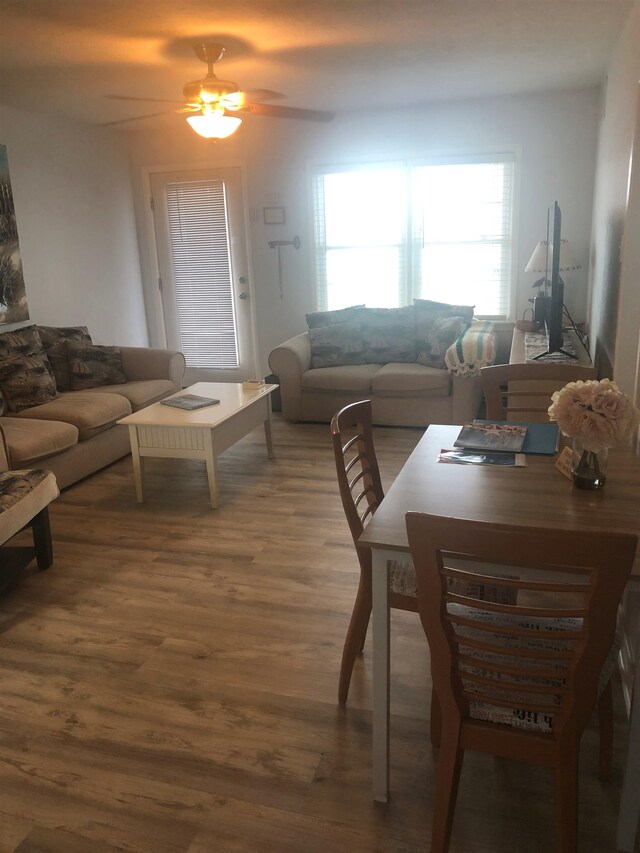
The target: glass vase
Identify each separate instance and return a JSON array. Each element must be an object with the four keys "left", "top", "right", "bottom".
[{"left": 571, "top": 439, "right": 608, "bottom": 490}]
